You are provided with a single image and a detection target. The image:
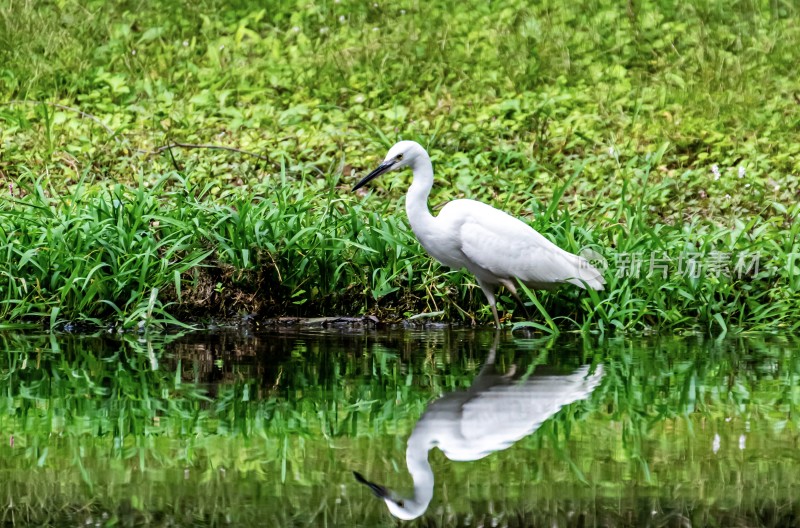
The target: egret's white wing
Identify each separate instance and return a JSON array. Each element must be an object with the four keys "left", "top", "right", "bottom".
[
  {"left": 458, "top": 366, "right": 603, "bottom": 450},
  {"left": 442, "top": 200, "right": 600, "bottom": 288}
]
